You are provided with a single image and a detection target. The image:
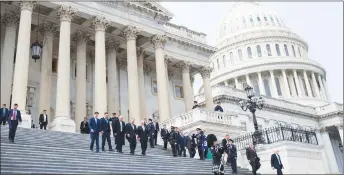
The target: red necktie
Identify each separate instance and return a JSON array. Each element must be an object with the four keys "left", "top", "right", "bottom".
[
  {"left": 252, "top": 148, "right": 255, "bottom": 152},
  {"left": 13, "top": 110, "right": 16, "bottom": 120}
]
